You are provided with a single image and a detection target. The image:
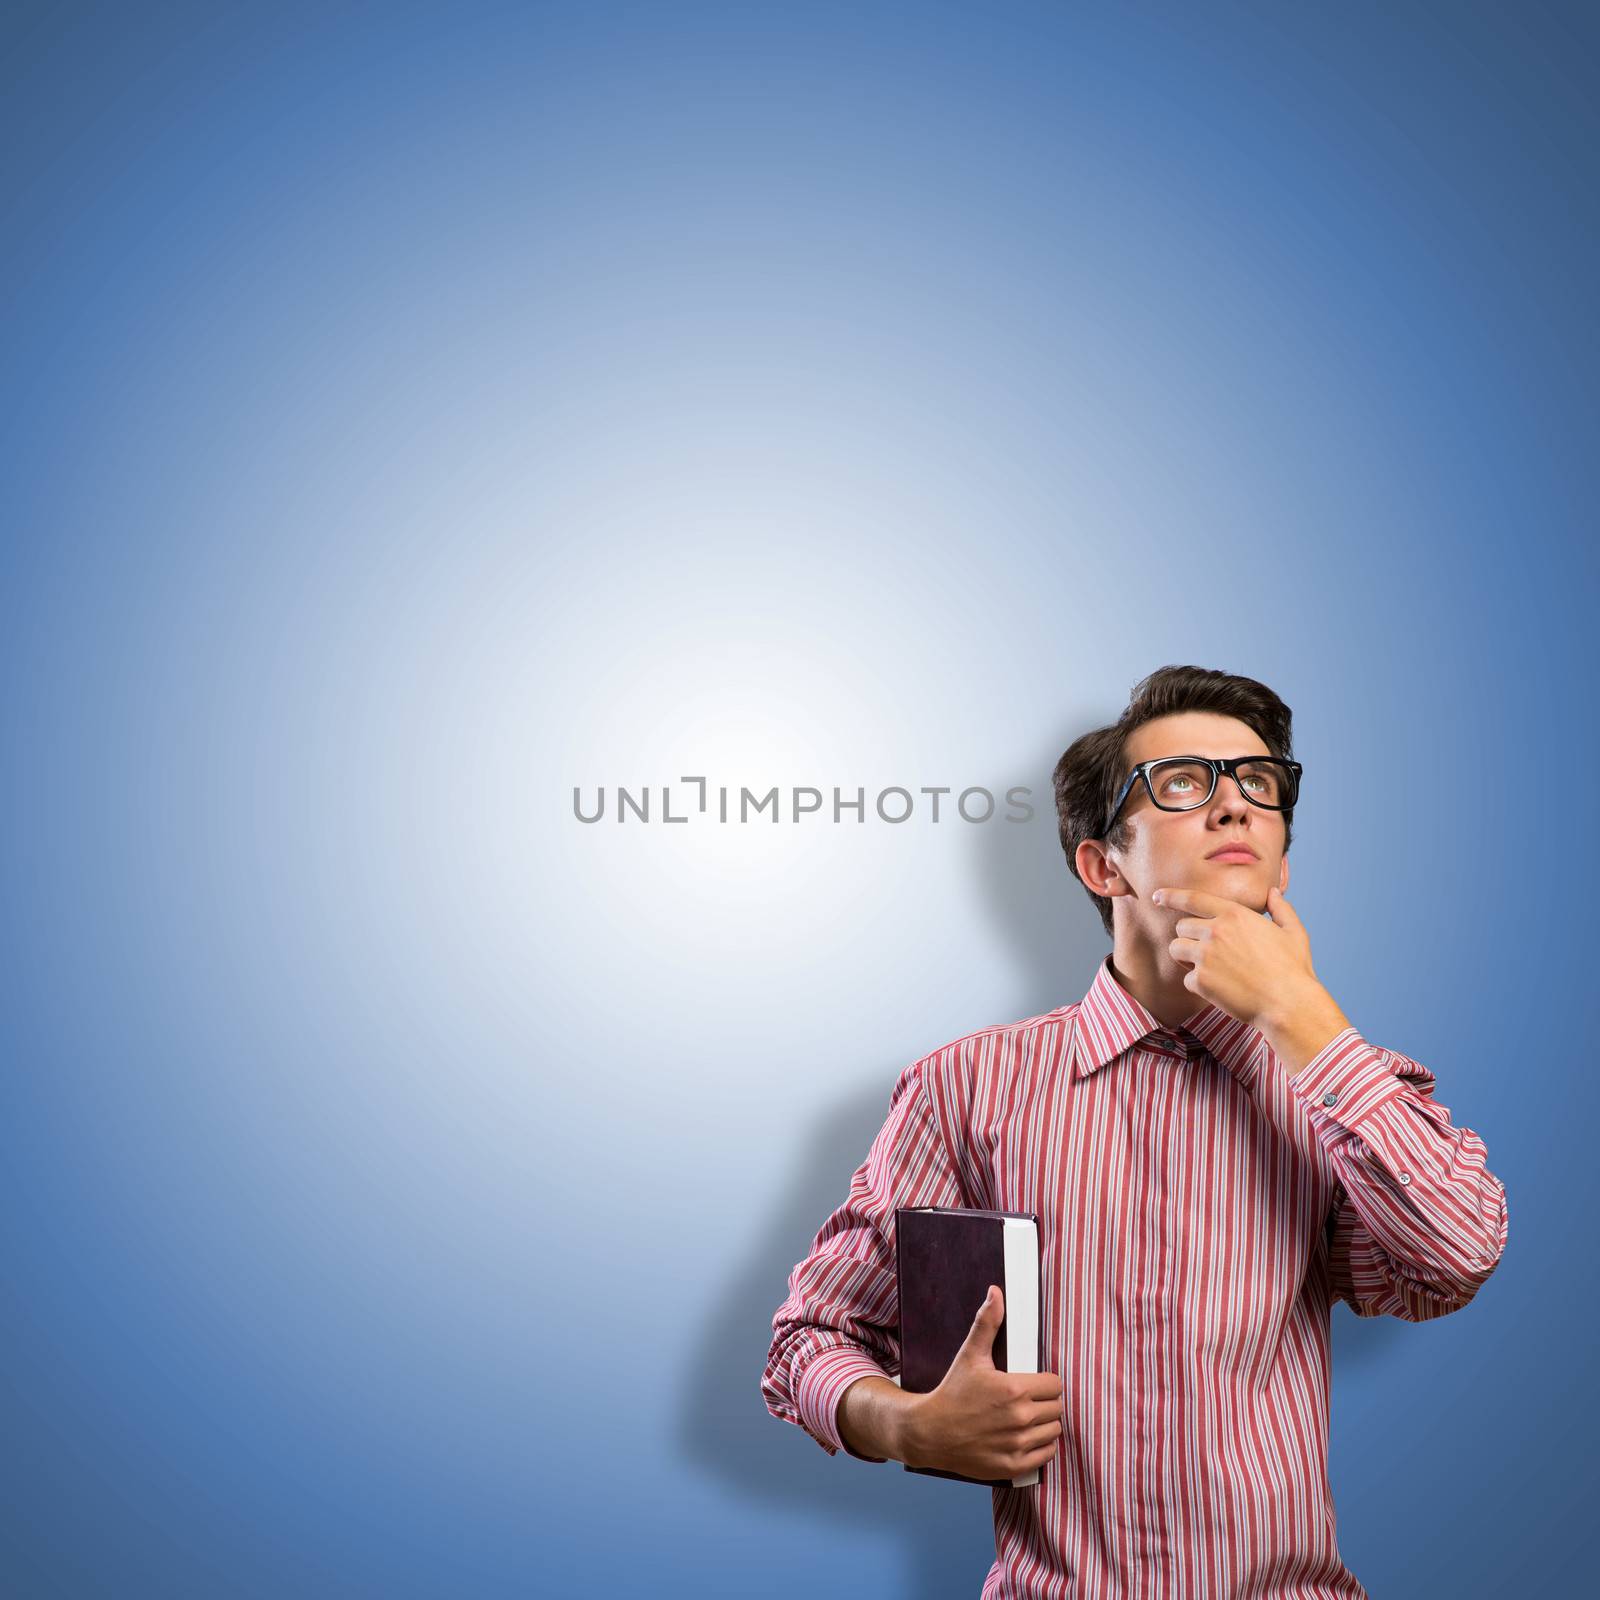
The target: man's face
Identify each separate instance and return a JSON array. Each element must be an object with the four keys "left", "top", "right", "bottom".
[{"left": 1081, "top": 710, "right": 1290, "bottom": 918}]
